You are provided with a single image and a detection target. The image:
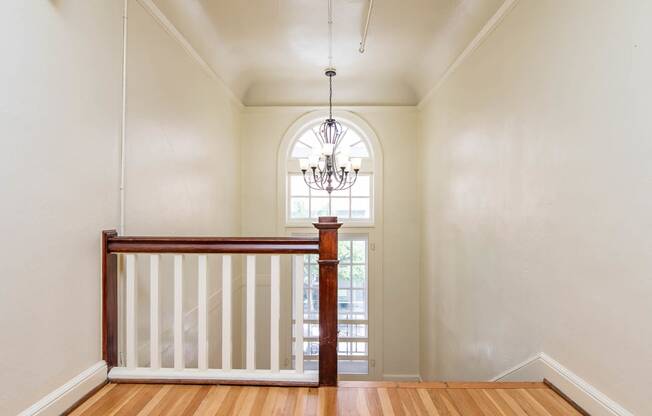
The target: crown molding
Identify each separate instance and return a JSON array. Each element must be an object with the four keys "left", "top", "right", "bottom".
[
  {"left": 417, "top": 0, "right": 520, "bottom": 109},
  {"left": 136, "top": 0, "right": 244, "bottom": 108}
]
